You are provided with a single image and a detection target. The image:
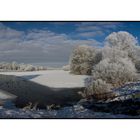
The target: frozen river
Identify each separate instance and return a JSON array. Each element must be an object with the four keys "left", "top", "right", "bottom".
[{"left": 0, "top": 70, "right": 90, "bottom": 88}]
